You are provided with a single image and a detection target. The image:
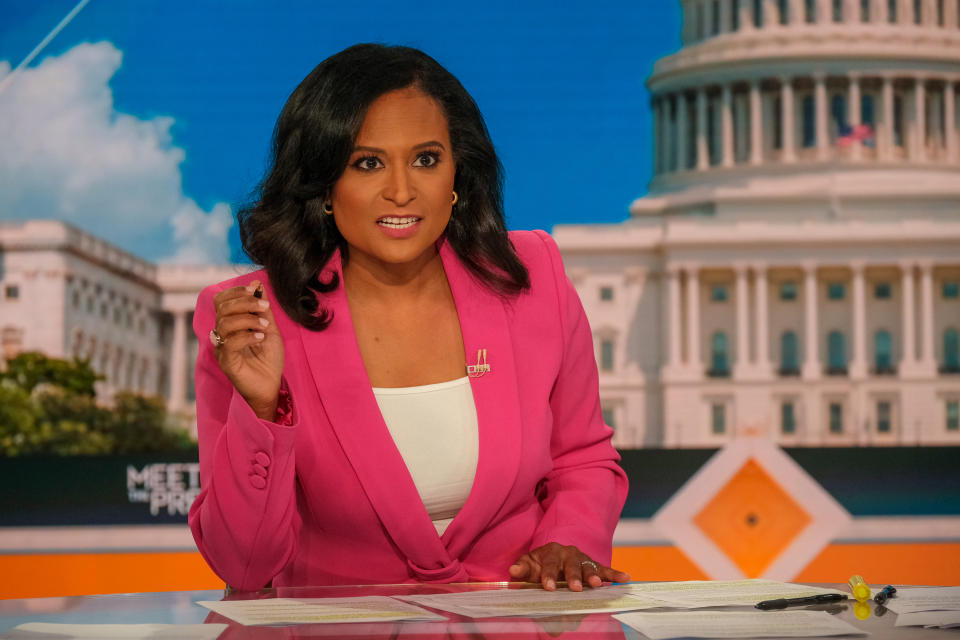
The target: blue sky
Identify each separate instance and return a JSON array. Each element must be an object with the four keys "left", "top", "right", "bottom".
[{"left": 0, "top": 1, "right": 680, "bottom": 263}]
